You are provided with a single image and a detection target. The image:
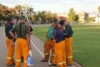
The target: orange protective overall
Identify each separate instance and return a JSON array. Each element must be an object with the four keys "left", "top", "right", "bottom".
[
  {"left": 54, "top": 41, "right": 66, "bottom": 67},
  {"left": 6, "top": 36, "right": 15, "bottom": 65},
  {"left": 51, "top": 41, "right": 57, "bottom": 64},
  {"left": 65, "top": 37, "right": 73, "bottom": 65},
  {"left": 43, "top": 39, "right": 54, "bottom": 61},
  {"left": 15, "top": 38, "right": 29, "bottom": 67}
]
